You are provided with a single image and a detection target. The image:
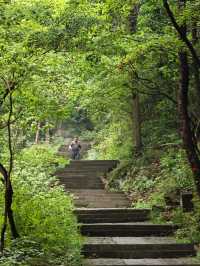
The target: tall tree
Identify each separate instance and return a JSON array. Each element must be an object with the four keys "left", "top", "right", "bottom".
[{"left": 163, "top": 0, "right": 200, "bottom": 195}]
